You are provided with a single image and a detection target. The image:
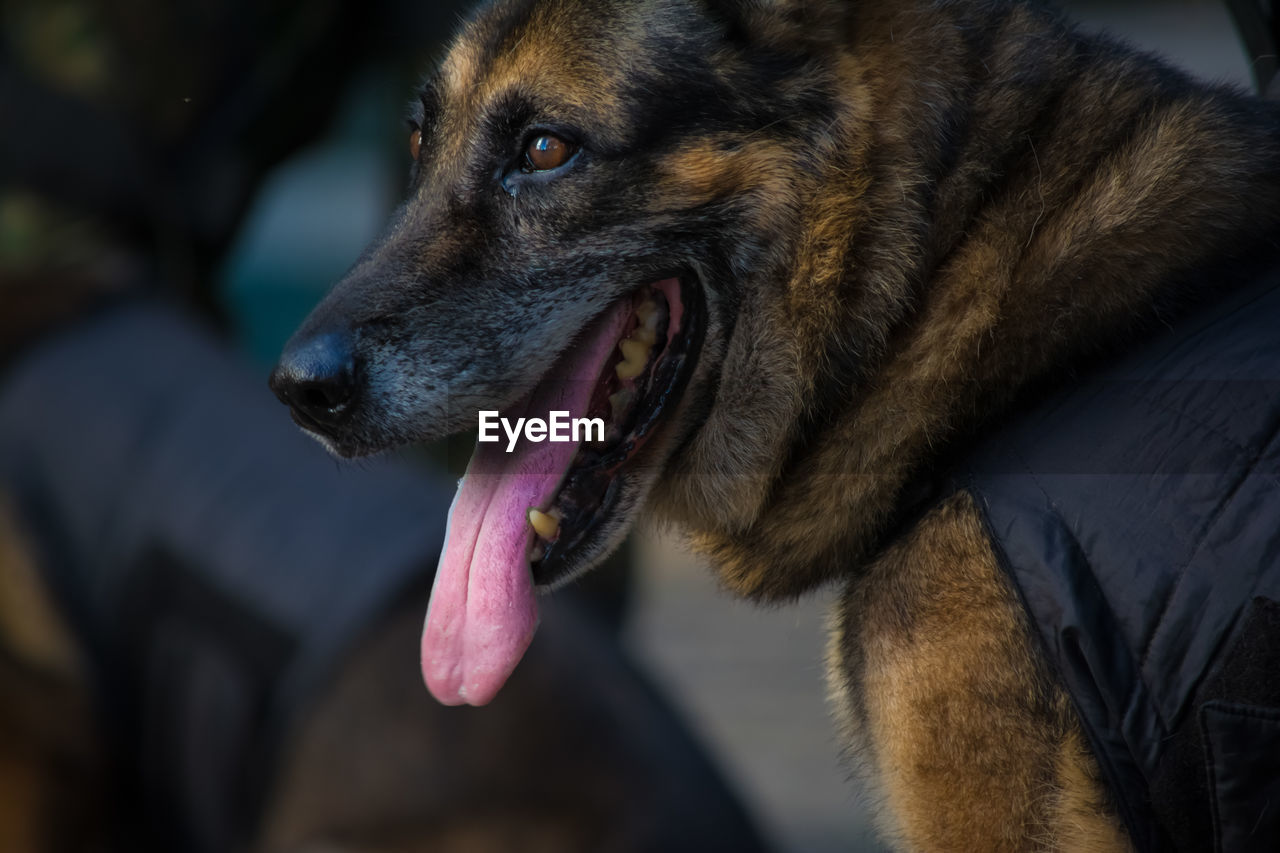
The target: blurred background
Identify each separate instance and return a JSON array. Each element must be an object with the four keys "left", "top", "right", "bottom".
[{"left": 0, "top": 1, "right": 1266, "bottom": 852}]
